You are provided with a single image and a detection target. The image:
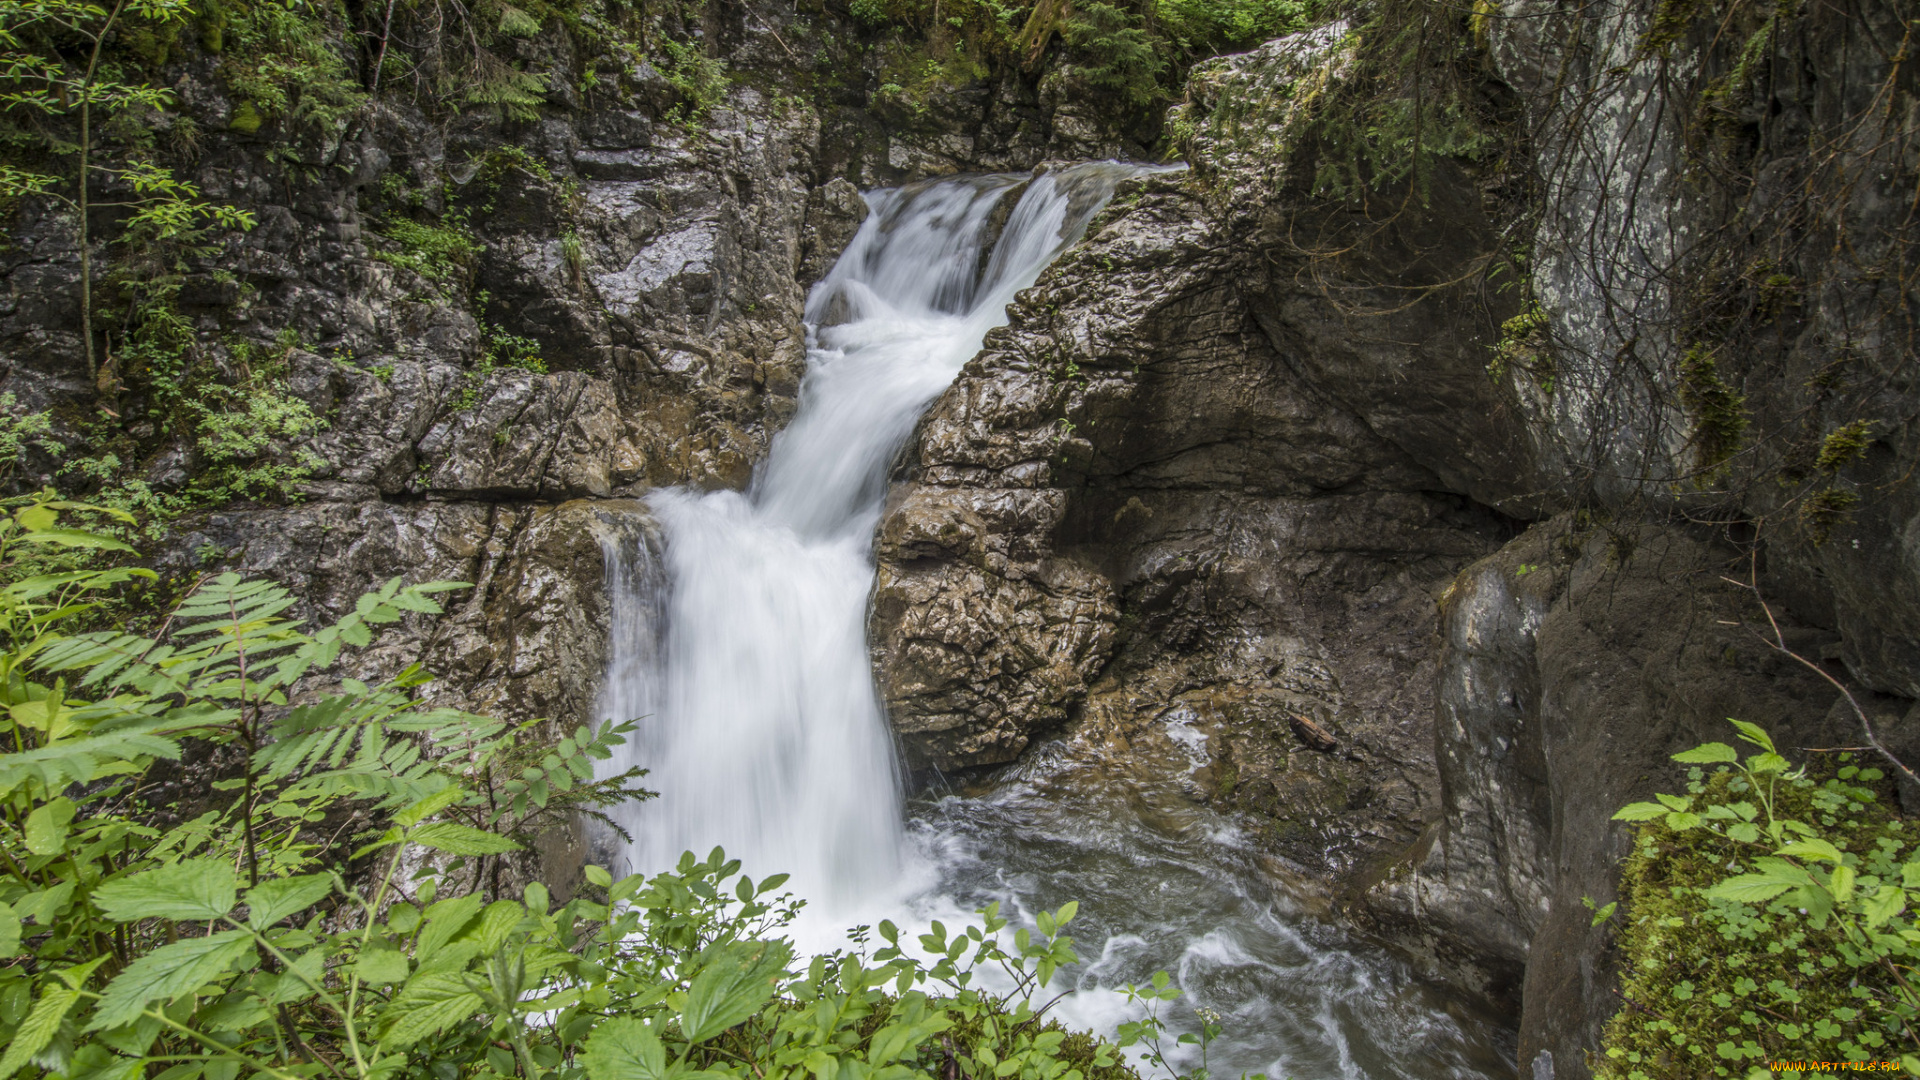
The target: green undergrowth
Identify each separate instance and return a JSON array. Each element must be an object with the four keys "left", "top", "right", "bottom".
[
  {"left": 0, "top": 500, "right": 1224, "bottom": 1080},
  {"left": 1603, "top": 721, "right": 1920, "bottom": 1077},
  {"left": 853, "top": 0, "right": 1319, "bottom": 127}
]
